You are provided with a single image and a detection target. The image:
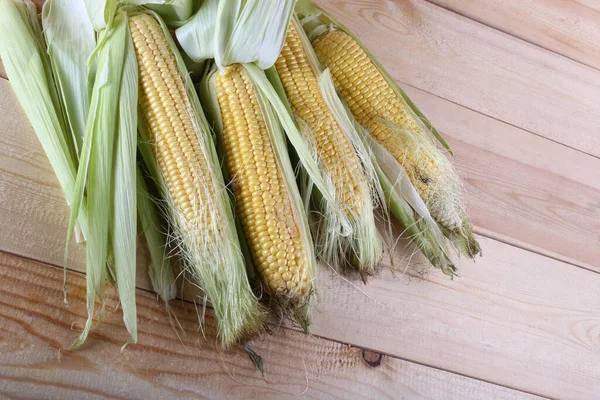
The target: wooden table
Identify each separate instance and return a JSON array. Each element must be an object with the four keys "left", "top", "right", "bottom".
[{"left": 1, "top": 1, "right": 599, "bottom": 398}]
